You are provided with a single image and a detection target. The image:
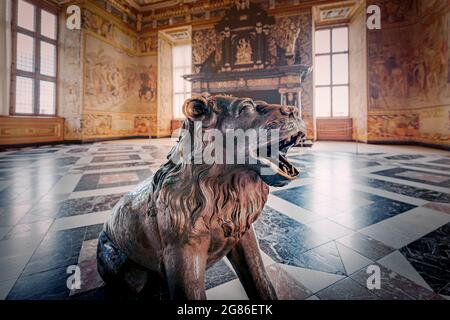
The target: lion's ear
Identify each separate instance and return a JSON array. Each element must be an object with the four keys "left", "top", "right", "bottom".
[{"left": 183, "top": 97, "right": 210, "bottom": 121}]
